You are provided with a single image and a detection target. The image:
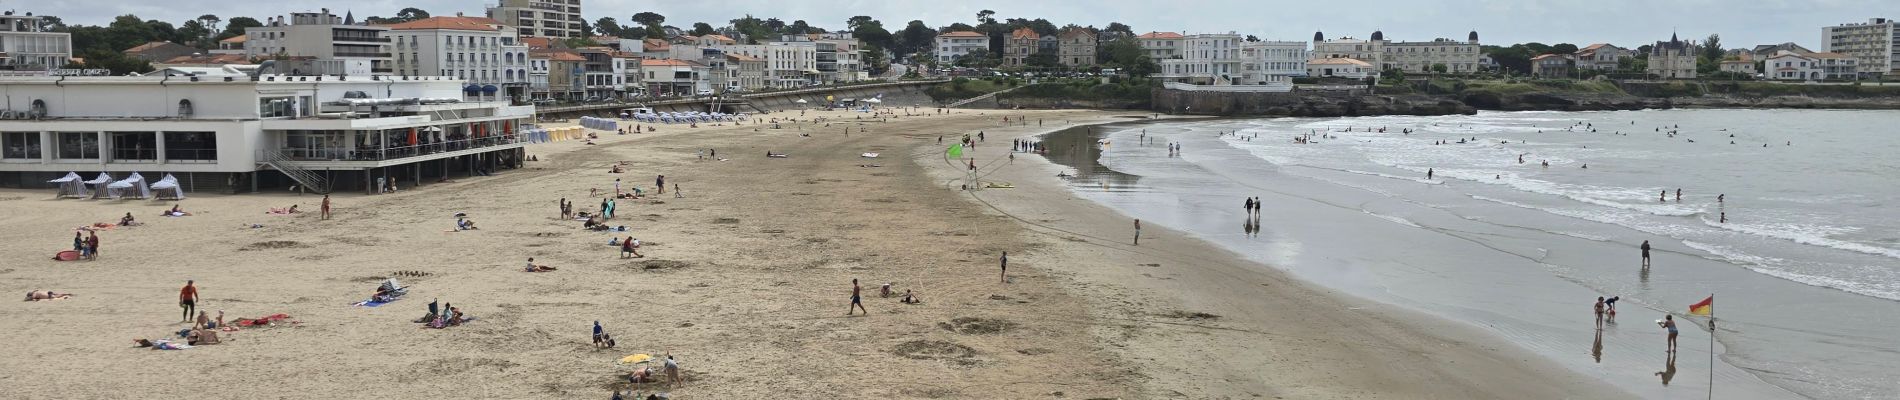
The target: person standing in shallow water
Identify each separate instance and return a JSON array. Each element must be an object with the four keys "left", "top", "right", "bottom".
[{"left": 1641, "top": 240, "right": 1652, "bottom": 268}]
